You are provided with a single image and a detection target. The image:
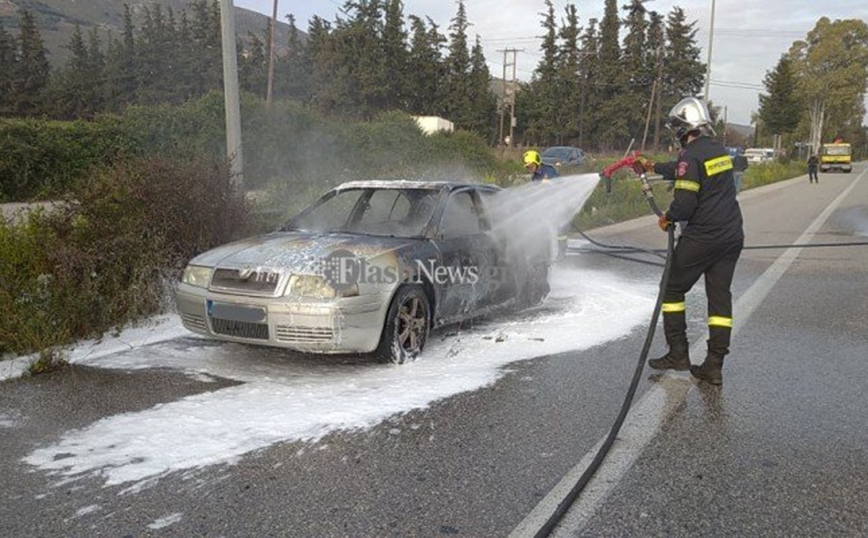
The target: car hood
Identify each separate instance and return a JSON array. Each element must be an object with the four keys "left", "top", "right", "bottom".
[{"left": 189, "top": 231, "right": 422, "bottom": 273}]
